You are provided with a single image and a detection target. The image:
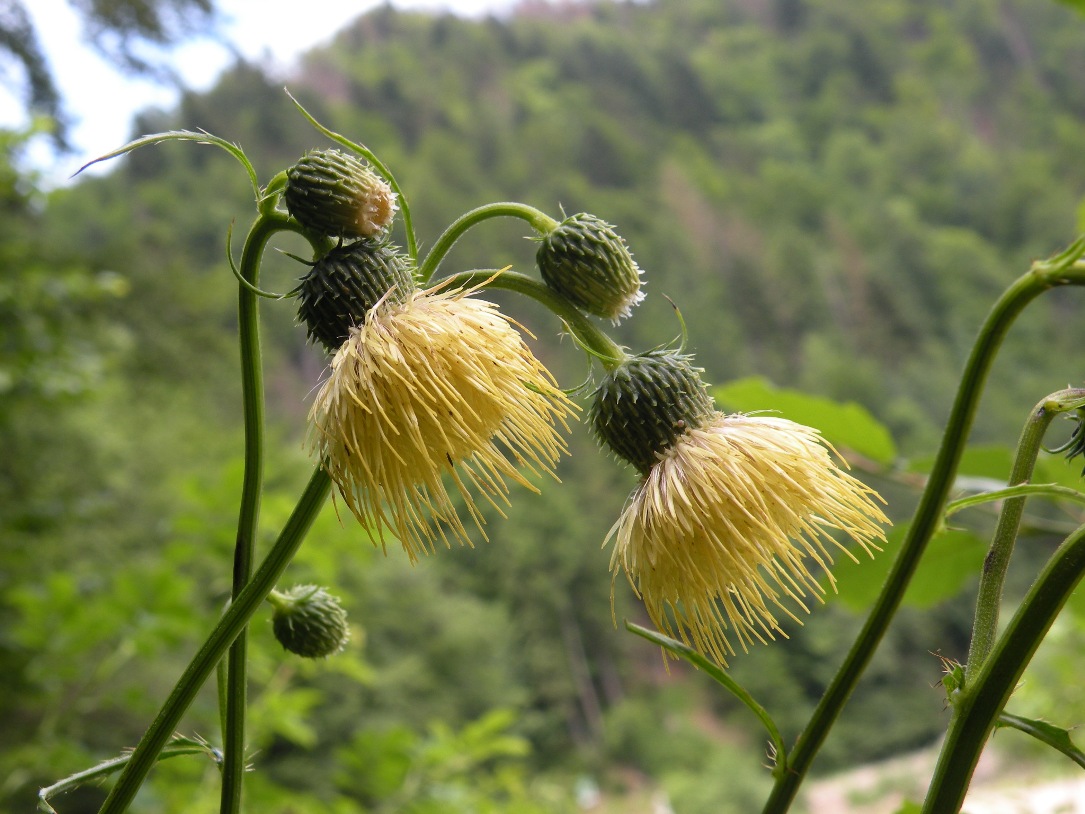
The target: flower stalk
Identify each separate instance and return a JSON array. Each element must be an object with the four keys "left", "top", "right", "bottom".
[
  {"left": 220, "top": 209, "right": 332, "bottom": 814},
  {"left": 440, "top": 268, "right": 626, "bottom": 367},
  {"left": 417, "top": 202, "right": 559, "bottom": 283},
  {"left": 97, "top": 466, "right": 331, "bottom": 814},
  {"left": 761, "top": 244, "right": 1085, "bottom": 814}
]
